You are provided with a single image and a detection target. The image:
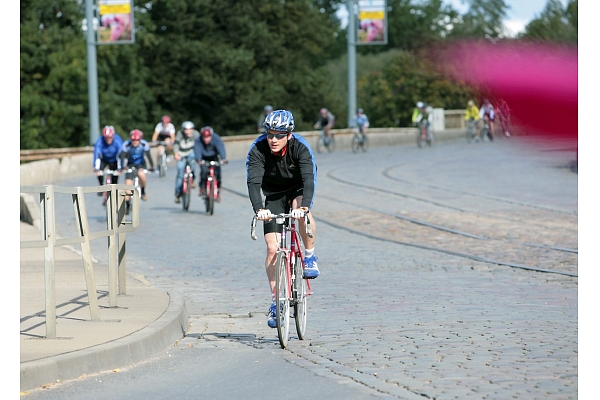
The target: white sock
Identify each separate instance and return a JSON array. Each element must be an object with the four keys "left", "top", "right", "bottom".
[{"left": 305, "top": 248, "right": 315, "bottom": 258}]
